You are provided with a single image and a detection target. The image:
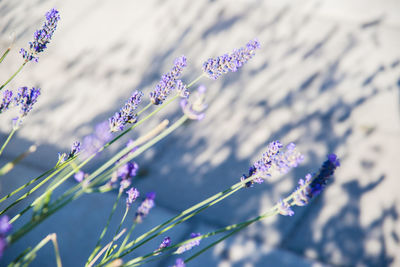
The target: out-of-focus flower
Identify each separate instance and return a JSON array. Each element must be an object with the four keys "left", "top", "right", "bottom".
[
  {"left": 176, "top": 233, "right": 201, "bottom": 254},
  {"left": 0, "top": 90, "right": 13, "bottom": 114},
  {"left": 180, "top": 85, "right": 207, "bottom": 120},
  {"left": 126, "top": 187, "right": 140, "bottom": 208},
  {"left": 170, "top": 258, "right": 185, "bottom": 267},
  {"left": 277, "top": 199, "right": 294, "bottom": 216},
  {"left": 154, "top": 236, "right": 171, "bottom": 255},
  {"left": 135, "top": 192, "right": 156, "bottom": 223}
]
